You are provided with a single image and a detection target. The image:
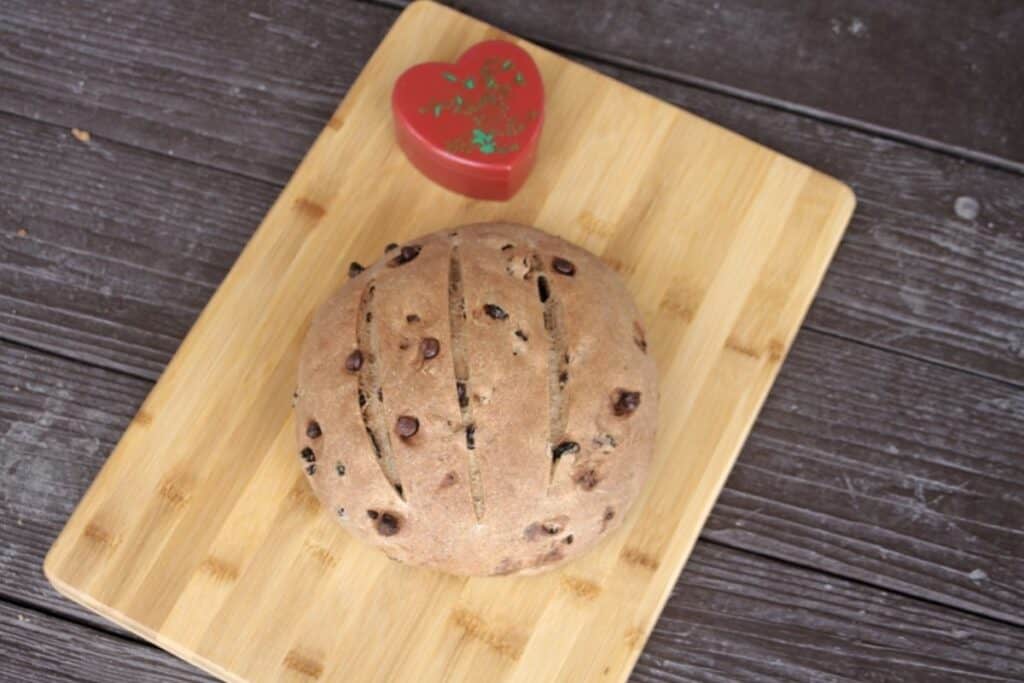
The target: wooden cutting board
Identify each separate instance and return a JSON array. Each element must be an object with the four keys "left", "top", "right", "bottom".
[{"left": 45, "top": 2, "right": 855, "bottom": 681}]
